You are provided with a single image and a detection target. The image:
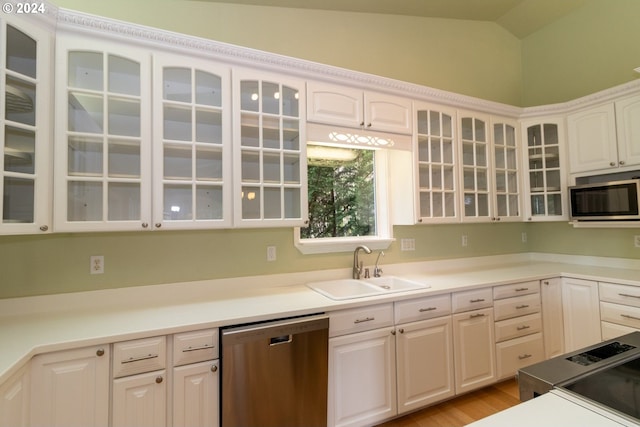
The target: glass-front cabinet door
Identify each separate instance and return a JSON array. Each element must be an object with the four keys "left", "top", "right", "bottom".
[
  {"left": 232, "top": 69, "right": 307, "bottom": 227},
  {"left": 459, "top": 112, "right": 491, "bottom": 221},
  {"left": 1, "top": 16, "right": 52, "bottom": 234},
  {"left": 491, "top": 117, "right": 521, "bottom": 221},
  {"left": 522, "top": 118, "right": 566, "bottom": 220},
  {"left": 152, "top": 54, "right": 231, "bottom": 229},
  {"left": 54, "top": 34, "right": 151, "bottom": 232},
  {"left": 414, "top": 103, "right": 458, "bottom": 222}
]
